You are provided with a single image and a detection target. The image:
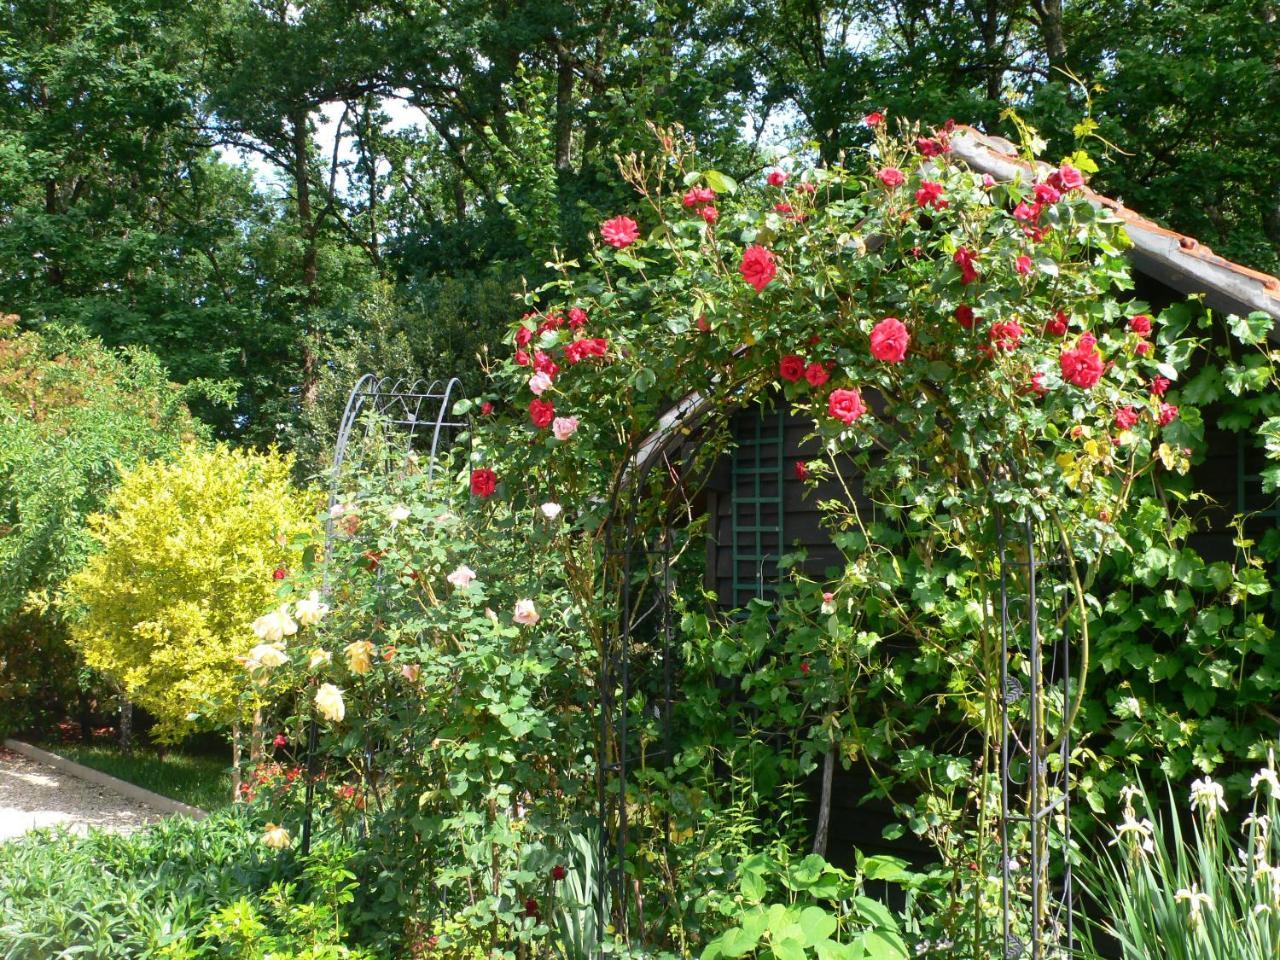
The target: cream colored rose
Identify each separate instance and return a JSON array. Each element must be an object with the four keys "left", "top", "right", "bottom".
[
  {"left": 513, "top": 599, "right": 539, "bottom": 626},
  {"left": 446, "top": 564, "right": 476, "bottom": 589},
  {"left": 295, "top": 590, "right": 329, "bottom": 627},
  {"left": 388, "top": 504, "right": 411, "bottom": 526},
  {"left": 262, "top": 823, "right": 292, "bottom": 849},
  {"left": 252, "top": 605, "right": 298, "bottom": 644},
  {"left": 308, "top": 648, "right": 332, "bottom": 669},
  {"left": 540, "top": 502, "right": 562, "bottom": 520},
  {"left": 345, "top": 640, "right": 375, "bottom": 675},
  {"left": 315, "top": 683, "right": 345, "bottom": 722},
  {"left": 245, "top": 643, "right": 289, "bottom": 671}
]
